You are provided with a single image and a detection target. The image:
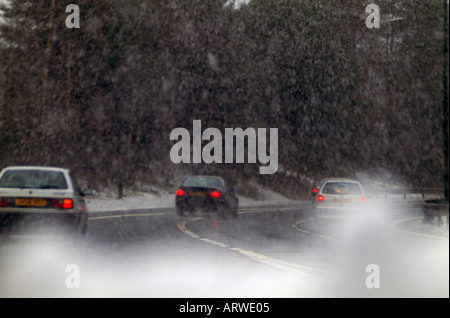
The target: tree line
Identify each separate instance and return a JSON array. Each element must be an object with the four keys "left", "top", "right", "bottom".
[{"left": 0, "top": 0, "right": 447, "bottom": 198}]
